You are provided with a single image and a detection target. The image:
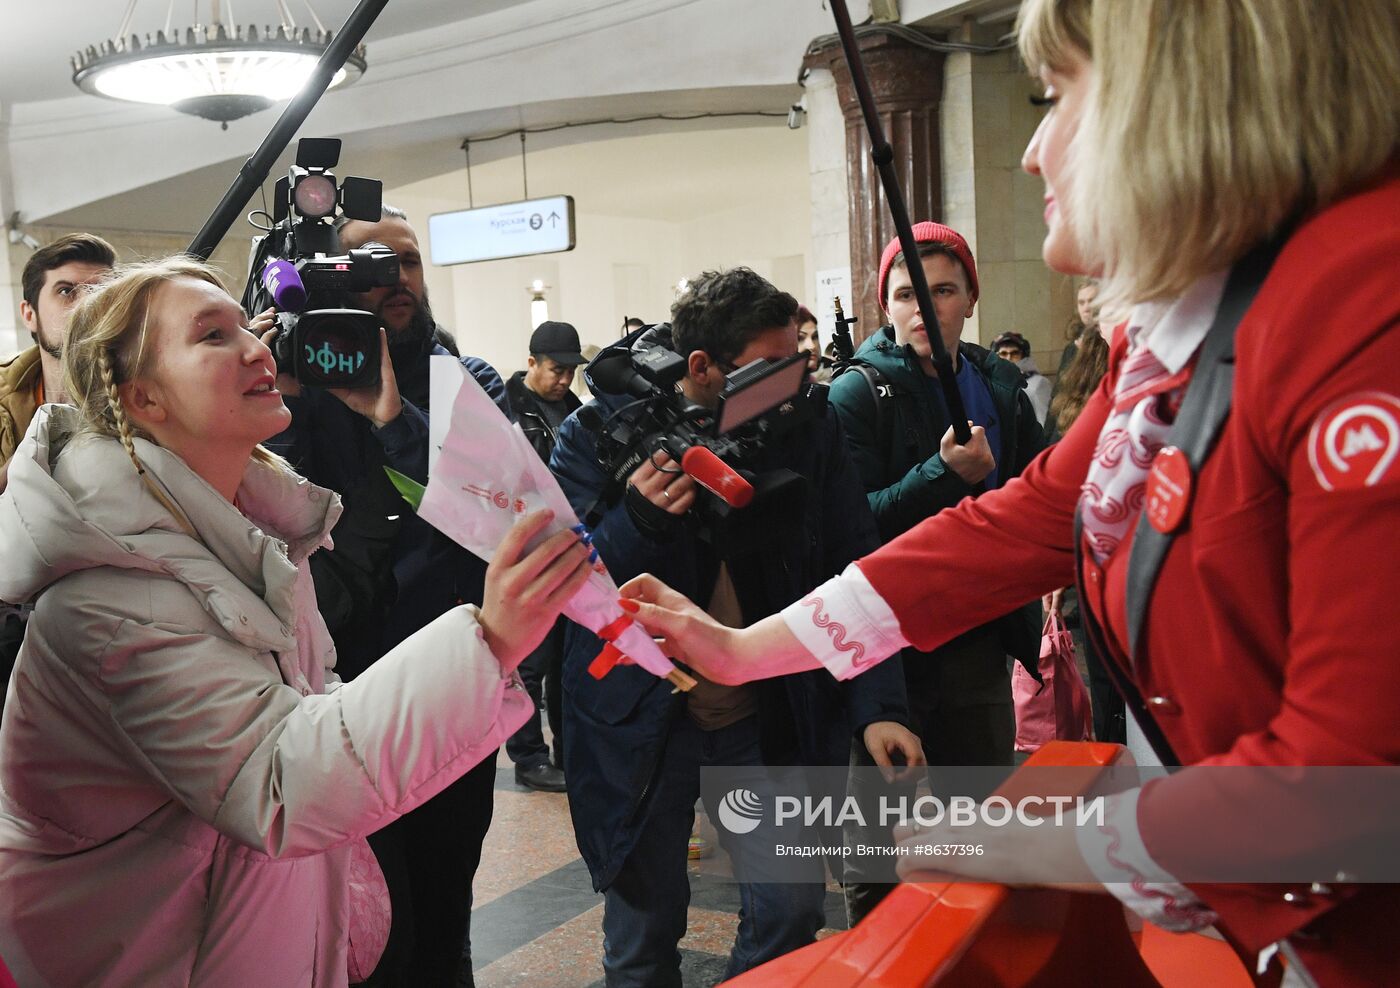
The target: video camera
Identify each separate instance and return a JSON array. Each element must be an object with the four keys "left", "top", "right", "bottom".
[
  {"left": 580, "top": 324, "right": 814, "bottom": 554},
  {"left": 241, "top": 137, "right": 398, "bottom": 389}
]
